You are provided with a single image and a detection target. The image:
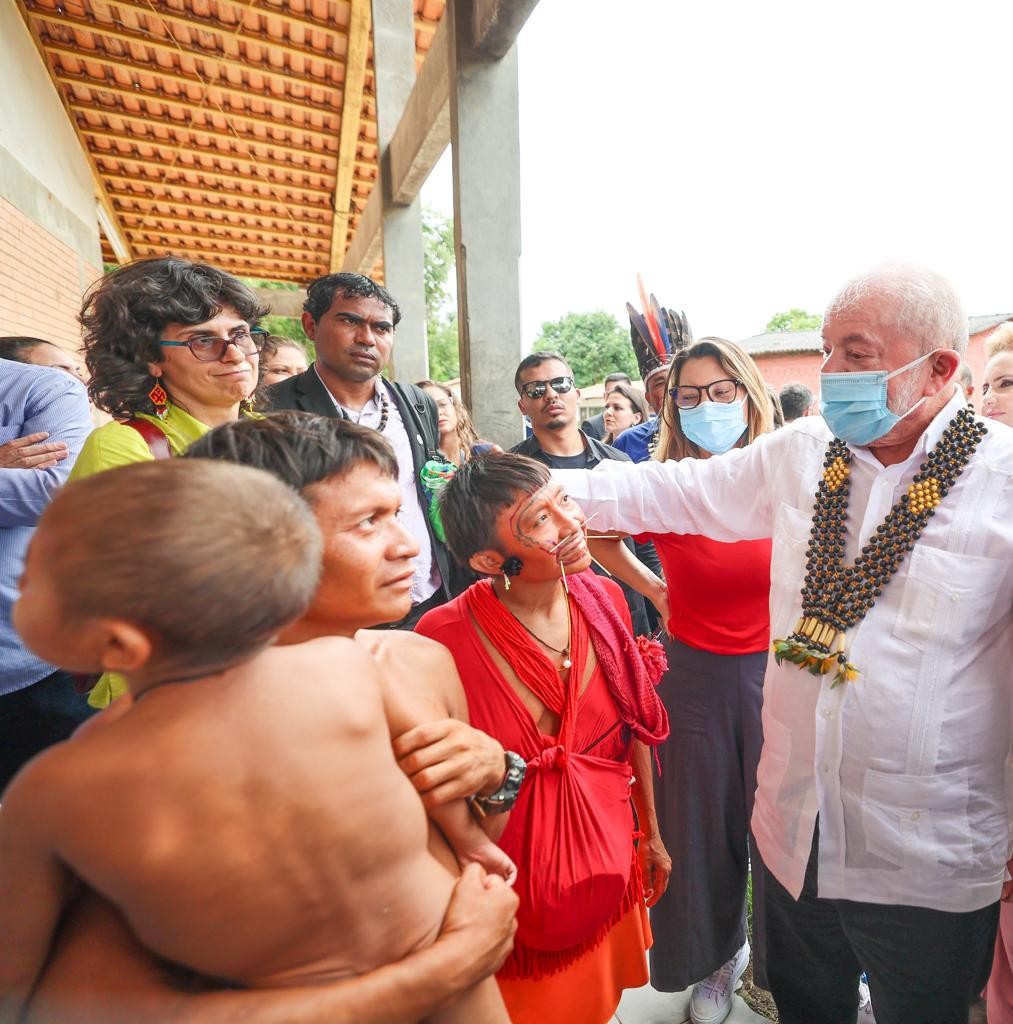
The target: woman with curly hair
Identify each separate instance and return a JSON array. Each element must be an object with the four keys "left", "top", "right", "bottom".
[
  {"left": 70, "top": 257, "right": 268, "bottom": 477},
  {"left": 418, "top": 379, "right": 488, "bottom": 464}
]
